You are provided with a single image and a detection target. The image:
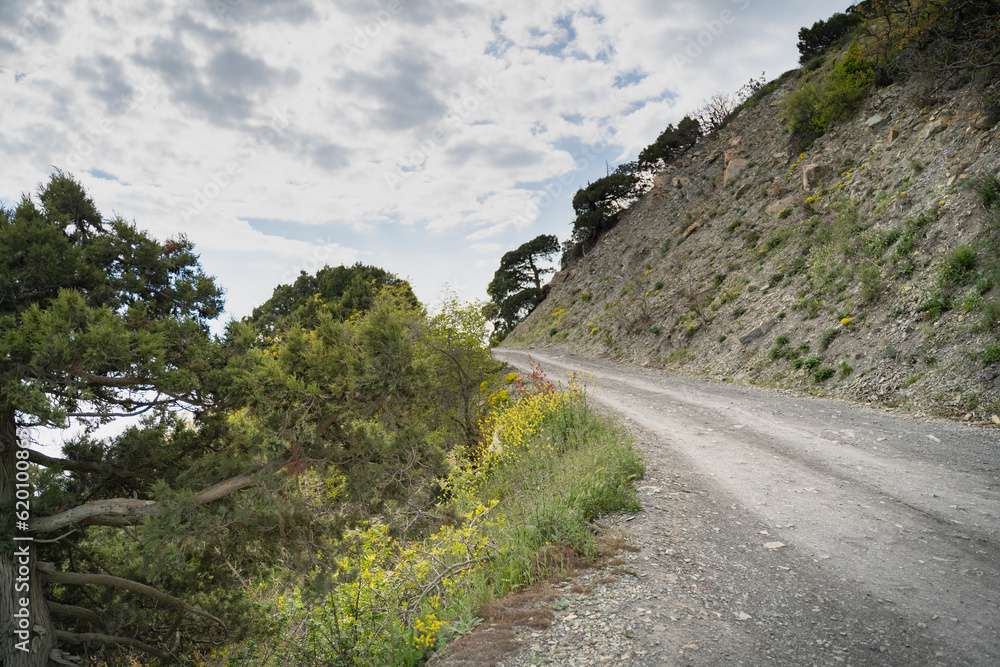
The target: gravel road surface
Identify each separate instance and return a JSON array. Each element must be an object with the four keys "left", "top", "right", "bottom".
[{"left": 482, "top": 348, "right": 1000, "bottom": 666}]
